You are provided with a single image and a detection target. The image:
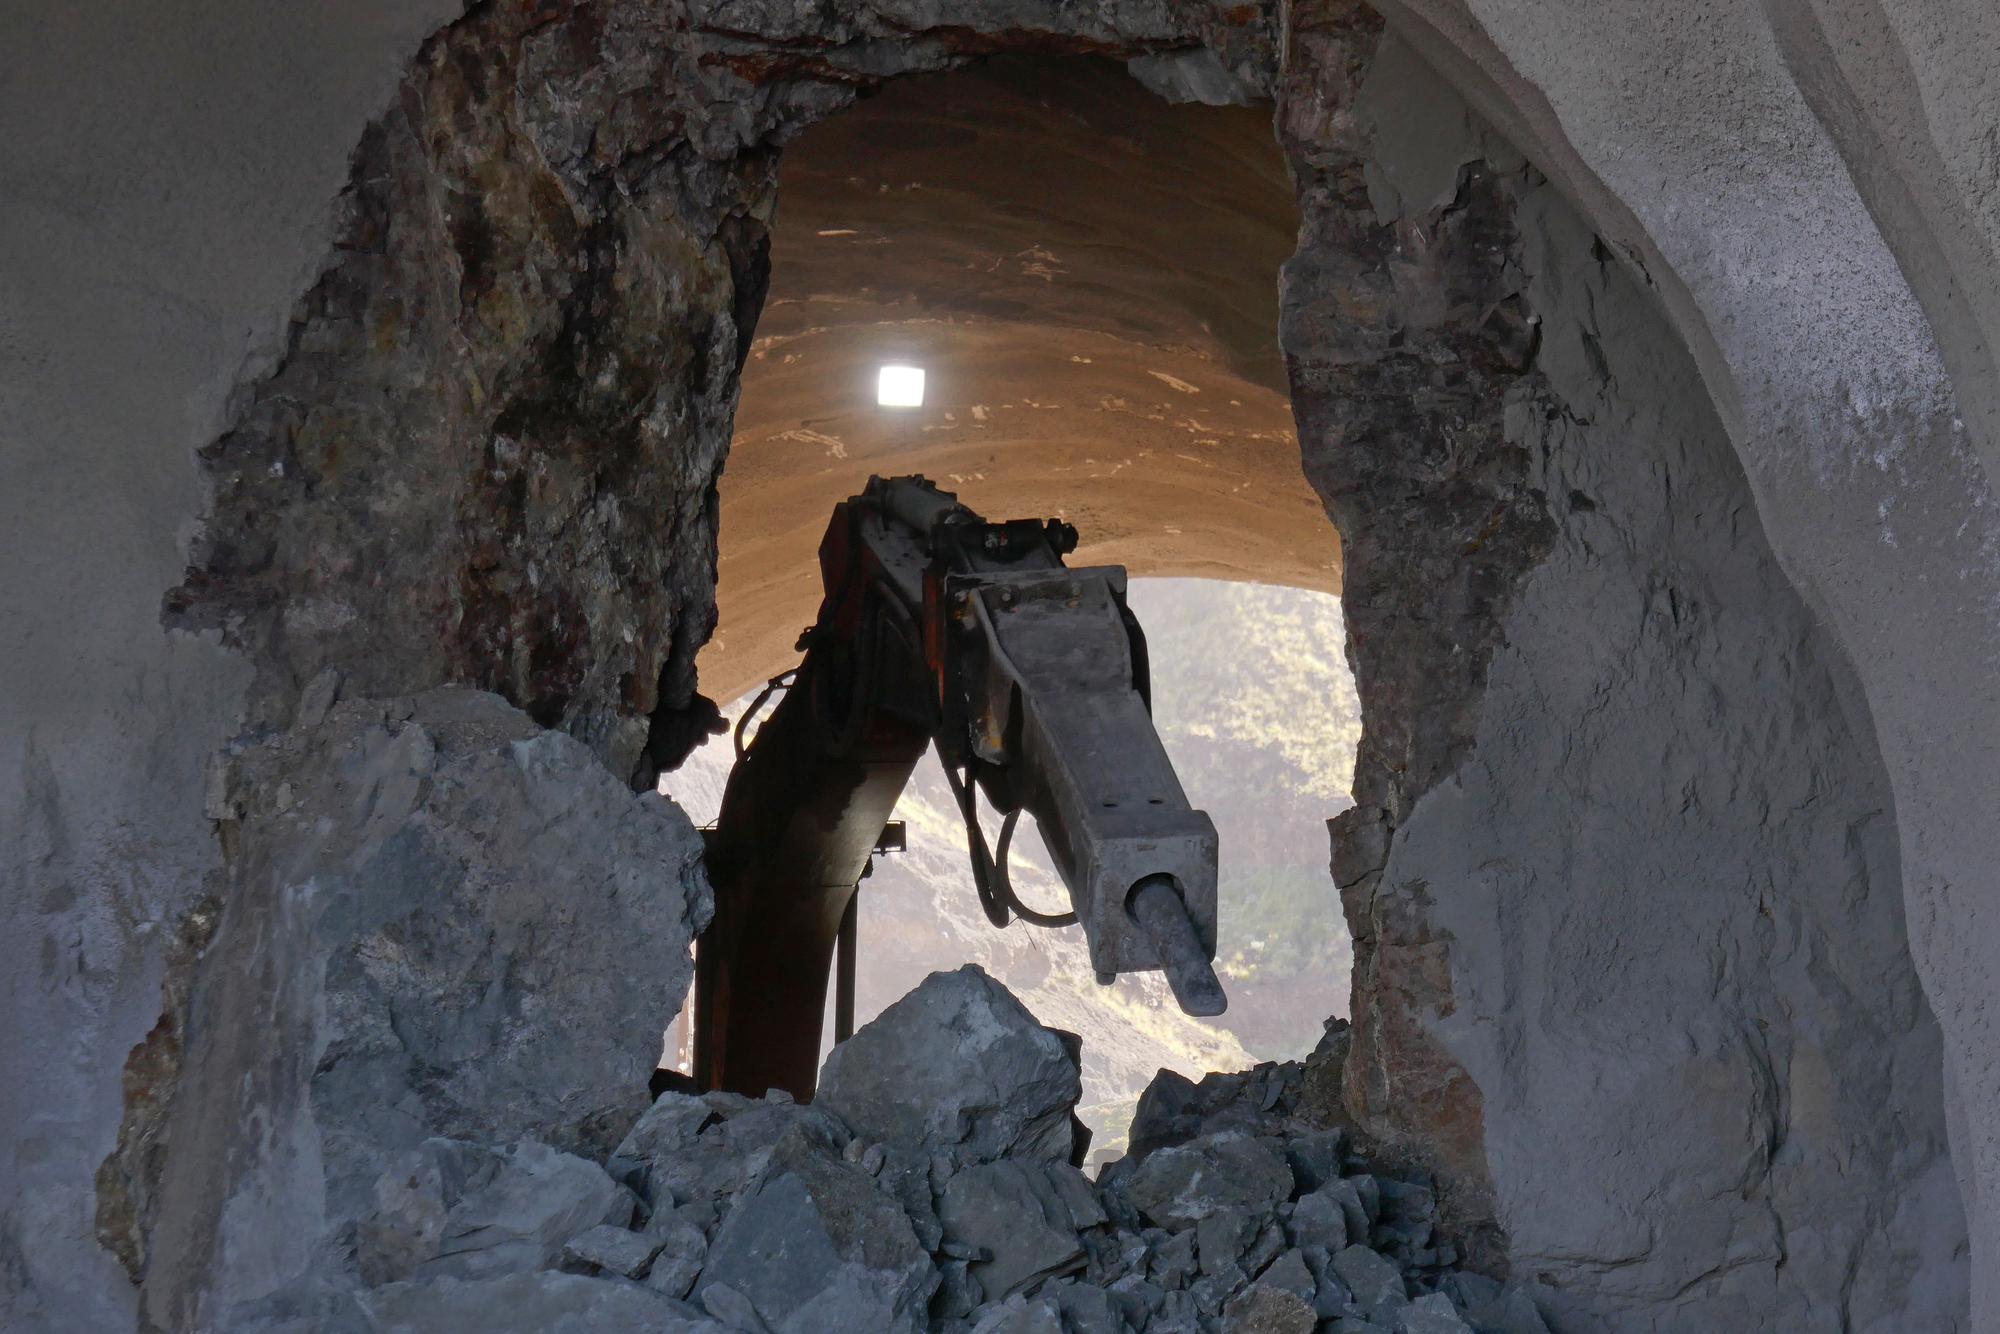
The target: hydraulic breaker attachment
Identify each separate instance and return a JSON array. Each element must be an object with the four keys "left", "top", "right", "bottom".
[{"left": 693, "top": 476, "right": 1224, "bottom": 1099}]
